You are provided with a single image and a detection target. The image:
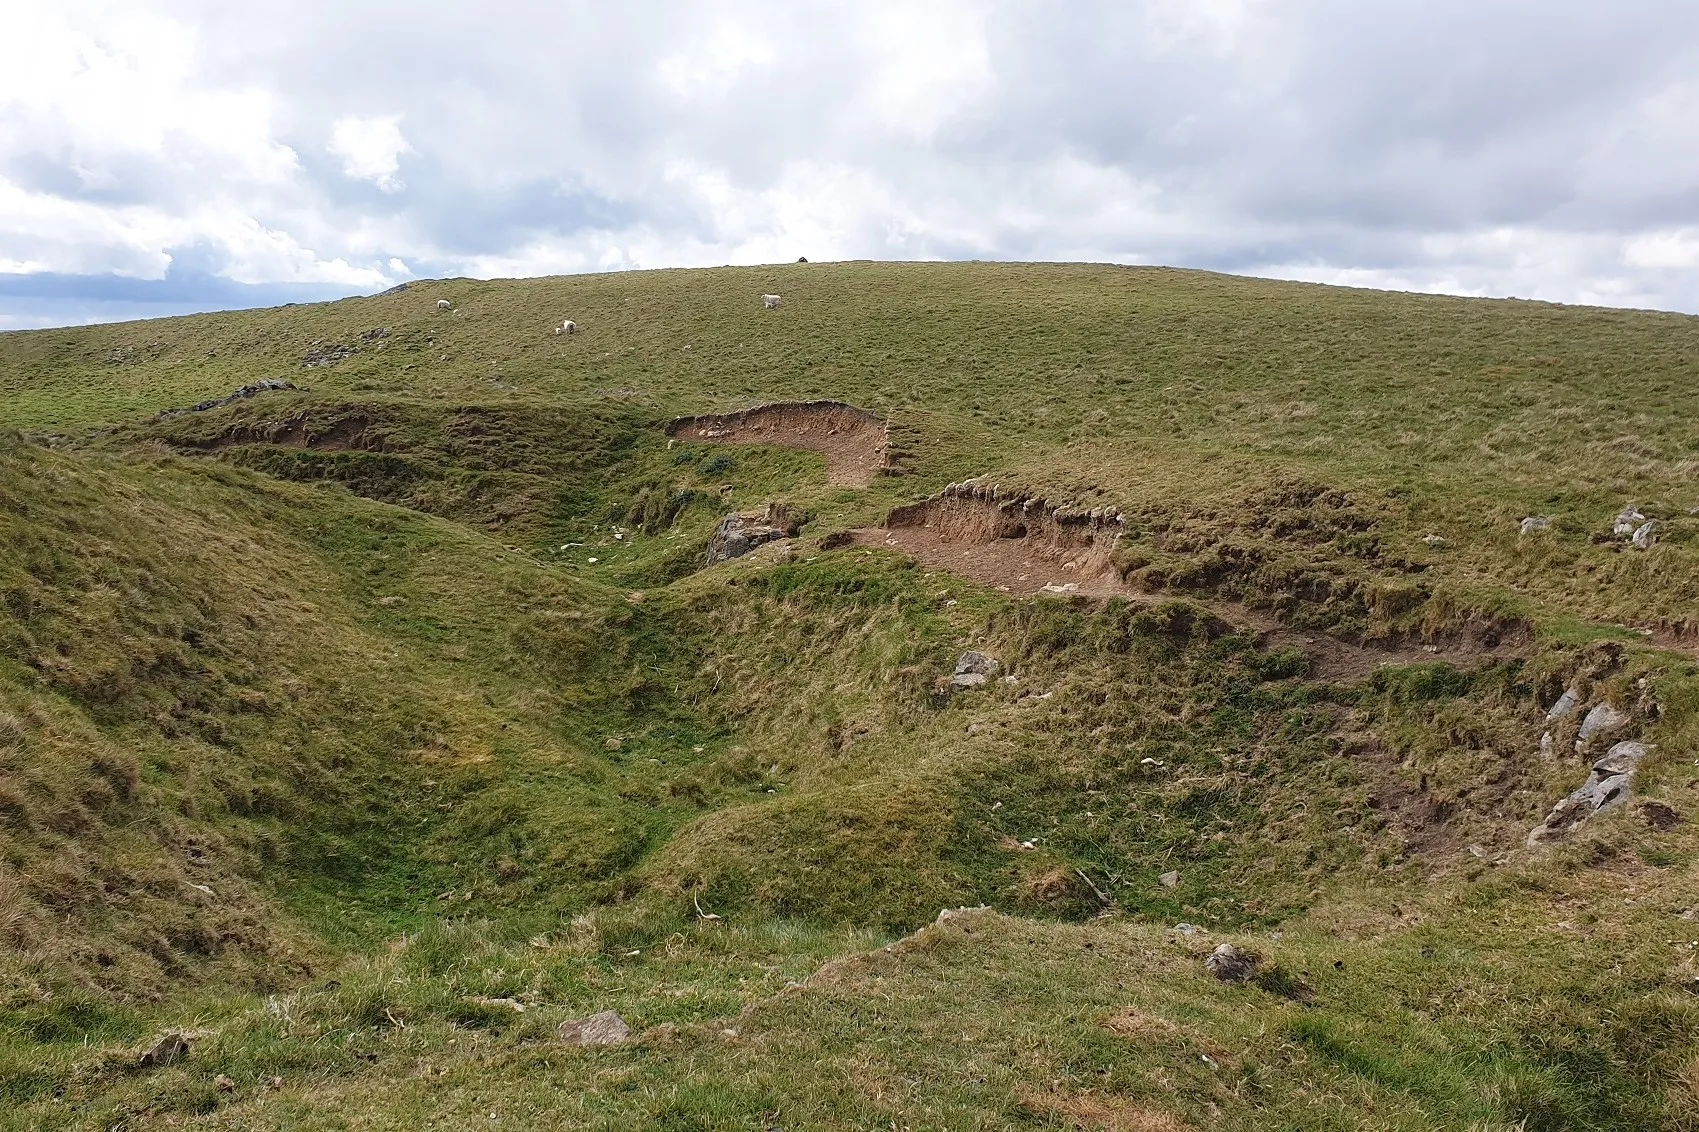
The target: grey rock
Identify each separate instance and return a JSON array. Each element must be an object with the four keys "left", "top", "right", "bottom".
[
  {"left": 1576, "top": 703, "right": 1630, "bottom": 745},
  {"left": 705, "top": 504, "right": 796, "bottom": 565},
  {"left": 1631, "top": 520, "right": 1659, "bottom": 550},
  {"left": 157, "top": 378, "right": 298, "bottom": 419},
  {"left": 1613, "top": 505, "right": 1645, "bottom": 536},
  {"left": 139, "top": 1032, "right": 190, "bottom": 1068},
  {"left": 1204, "top": 943, "right": 1260, "bottom": 984},
  {"left": 303, "top": 343, "right": 356, "bottom": 368},
  {"left": 1519, "top": 516, "right": 1552, "bottom": 535},
  {"left": 1528, "top": 740, "right": 1655, "bottom": 847},
  {"left": 1544, "top": 688, "right": 1580, "bottom": 722},
  {"left": 950, "top": 650, "right": 999, "bottom": 689},
  {"left": 1158, "top": 870, "right": 1180, "bottom": 888},
  {"left": 558, "top": 1010, "right": 631, "bottom": 1046}
]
